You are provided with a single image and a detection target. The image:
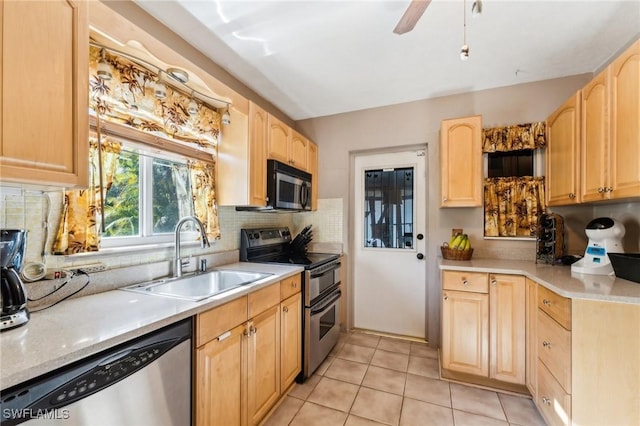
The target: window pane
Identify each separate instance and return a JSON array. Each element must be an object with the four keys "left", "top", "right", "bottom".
[
  {"left": 103, "top": 150, "right": 140, "bottom": 237},
  {"left": 152, "top": 159, "right": 193, "bottom": 234},
  {"left": 363, "top": 167, "right": 414, "bottom": 249}
]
